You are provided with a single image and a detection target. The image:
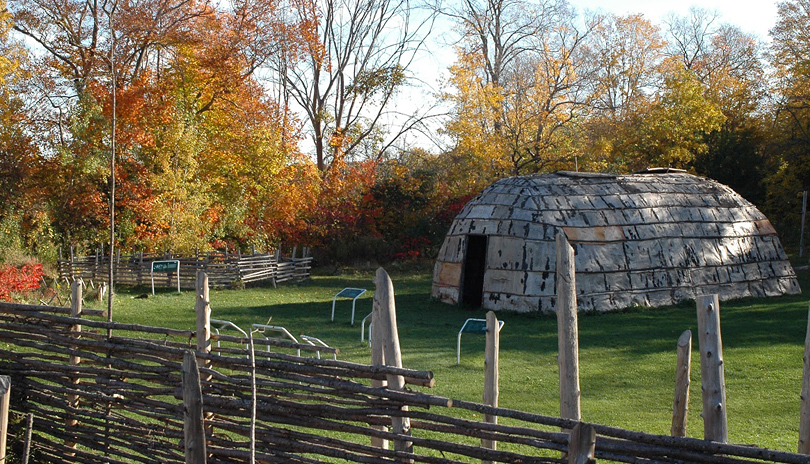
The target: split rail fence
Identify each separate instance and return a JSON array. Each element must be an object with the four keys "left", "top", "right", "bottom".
[
  {"left": 56, "top": 247, "right": 312, "bottom": 289},
  {"left": 0, "top": 271, "right": 808, "bottom": 463}
]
